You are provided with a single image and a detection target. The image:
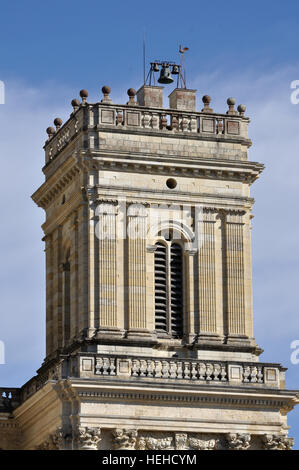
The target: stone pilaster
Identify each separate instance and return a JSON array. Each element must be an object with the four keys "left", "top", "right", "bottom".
[
  {"left": 52, "top": 226, "right": 63, "bottom": 351},
  {"left": 70, "top": 213, "right": 79, "bottom": 342},
  {"left": 77, "top": 204, "right": 89, "bottom": 337},
  {"left": 197, "top": 209, "right": 219, "bottom": 341},
  {"left": 87, "top": 203, "right": 96, "bottom": 336},
  {"left": 126, "top": 205, "right": 149, "bottom": 336},
  {"left": 61, "top": 258, "right": 70, "bottom": 345},
  {"left": 45, "top": 234, "right": 54, "bottom": 357},
  {"left": 185, "top": 249, "right": 196, "bottom": 343},
  {"left": 96, "top": 203, "right": 118, "bottom": 332},
  {"left": 224, "top": 211, "right": 246, "bottom": 339}
]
